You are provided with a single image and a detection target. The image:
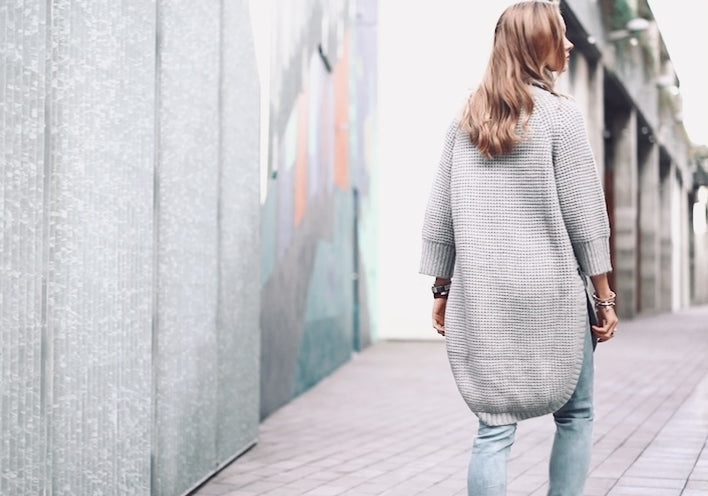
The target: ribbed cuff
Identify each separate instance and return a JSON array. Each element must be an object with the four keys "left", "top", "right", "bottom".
[
  {"left": 573, "top": 237, "right": 612, "bottom": 276},
  {"left": 419, "top": 239, "right": 456, "bottom": 278}
]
